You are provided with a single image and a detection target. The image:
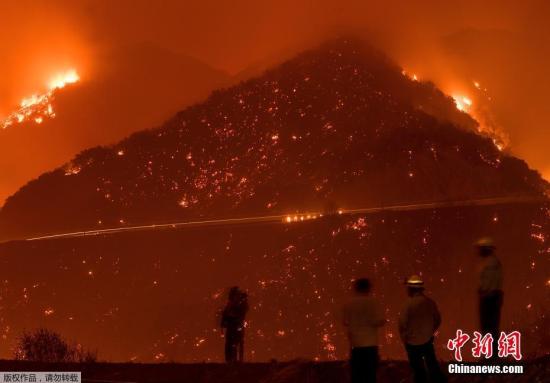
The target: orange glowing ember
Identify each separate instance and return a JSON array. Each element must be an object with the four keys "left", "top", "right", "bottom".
[
  {"left": 453, "top": 95, "right": 473, "bottom": 112},
  {"left": 1, "top": 69, "right": 80, "bottom": 129}
]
